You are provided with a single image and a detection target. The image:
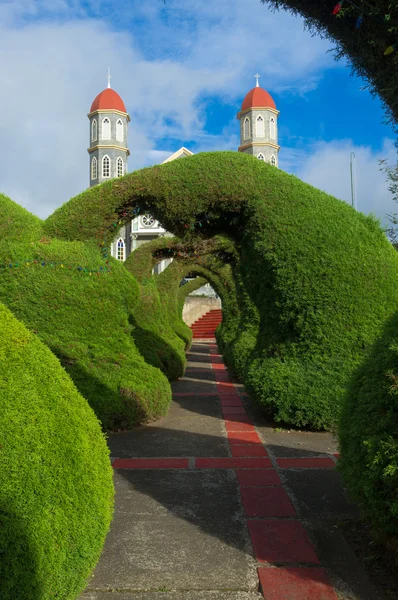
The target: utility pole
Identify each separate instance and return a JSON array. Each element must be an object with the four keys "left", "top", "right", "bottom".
[{"left": 350, "top": 152, "right": 357, "bottom": 210}]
